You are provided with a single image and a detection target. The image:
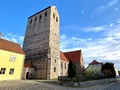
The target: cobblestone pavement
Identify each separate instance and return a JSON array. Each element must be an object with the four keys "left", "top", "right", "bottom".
[
  {"left": 0, "top": 79, "right": 119, "bottom": 90},
  {"left": 101, "top": 78, "right": 120, "bottom": 90}
]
